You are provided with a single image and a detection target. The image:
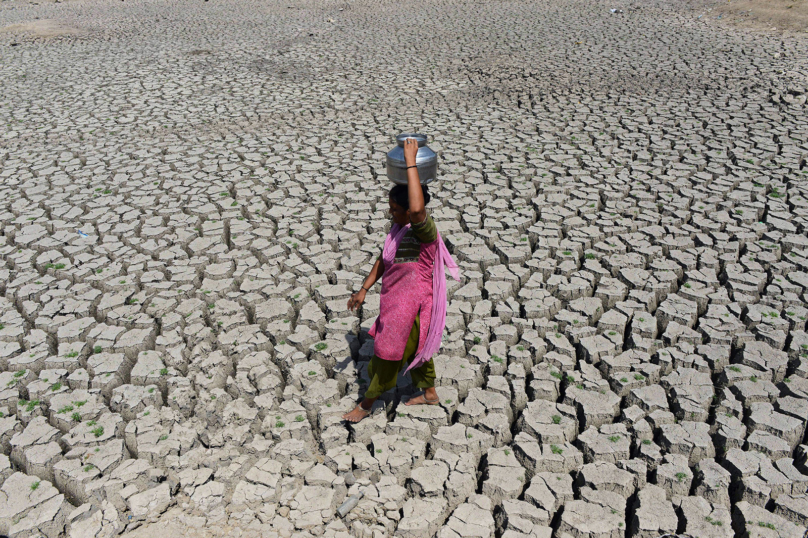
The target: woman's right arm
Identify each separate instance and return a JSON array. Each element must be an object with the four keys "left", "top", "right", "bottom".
[{"left": 347, "top": 256, "right": 384, "bottom": 311}]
